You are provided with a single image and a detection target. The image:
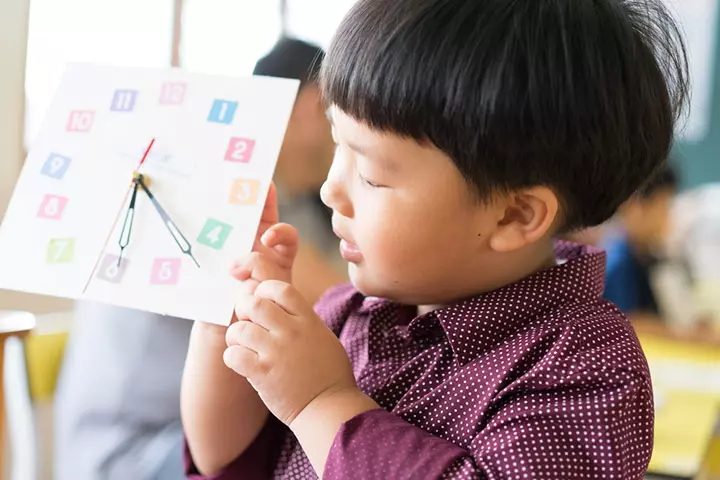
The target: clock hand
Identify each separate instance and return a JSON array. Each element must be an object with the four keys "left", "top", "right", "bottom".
[
  {"left": 115, "top": 138, "right": 156, "bottom": 267},
  {"left": 135, "top": 173, "right": 201, "bottom": 268},
  {"left": 117, "top": 180, "right": 140, "bottom": 266}
]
